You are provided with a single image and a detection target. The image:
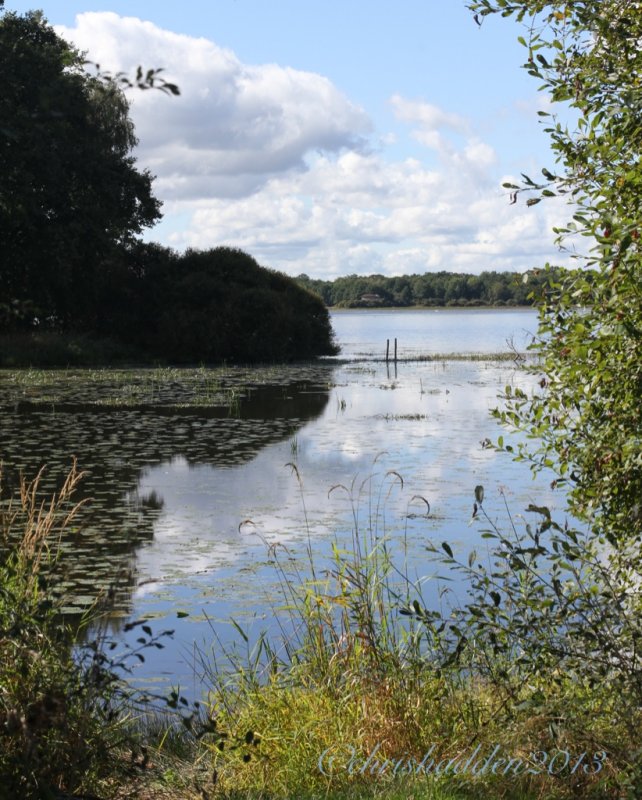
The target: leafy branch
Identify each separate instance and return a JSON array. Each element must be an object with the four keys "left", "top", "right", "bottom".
[{"left": 85, "top": 62, "right": 180, "bottom": 95}]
